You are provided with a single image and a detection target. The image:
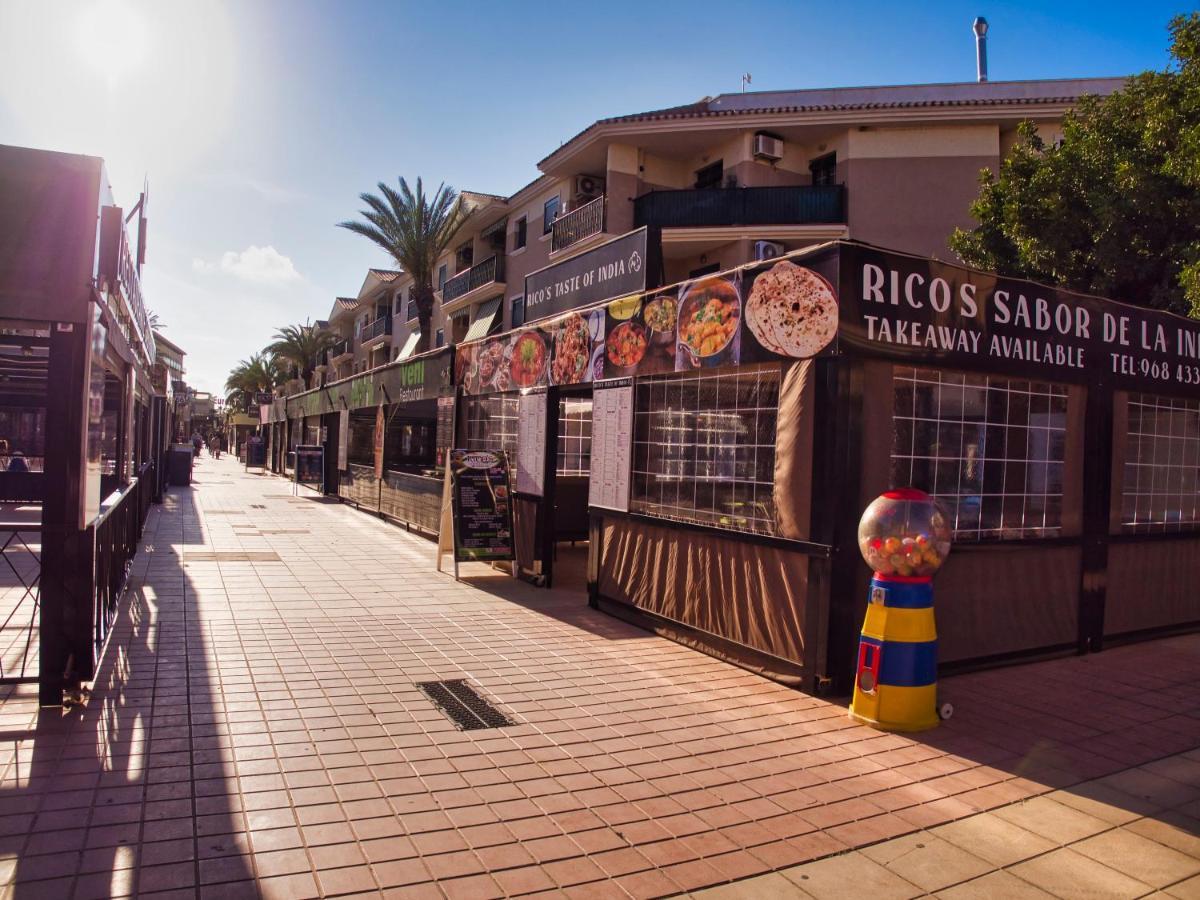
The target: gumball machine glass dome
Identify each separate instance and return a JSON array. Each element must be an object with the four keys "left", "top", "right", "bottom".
[{"left": 858, "top": 488, "right": 952, "bottom": 578}]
